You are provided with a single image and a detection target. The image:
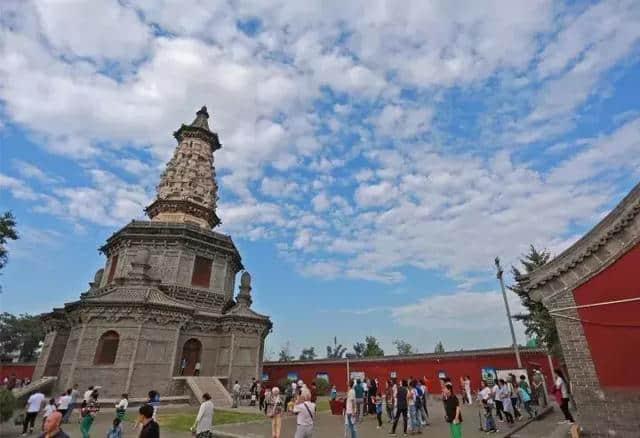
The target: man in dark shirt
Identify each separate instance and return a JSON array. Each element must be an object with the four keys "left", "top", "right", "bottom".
[
  {"left": 443, "top": 383, "right": 462, "bottom": 438},
  {"left": 139, "top": 404, "right": 159, "bottom": 438},
  {"left": 390, "top": 380, "right": 408, "bottom": 436}
]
